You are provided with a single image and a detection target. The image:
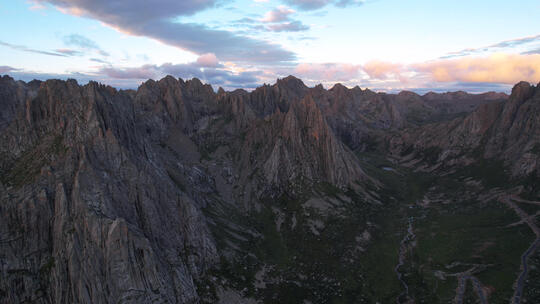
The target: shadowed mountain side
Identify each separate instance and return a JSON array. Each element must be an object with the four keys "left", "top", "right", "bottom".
[{"left": 390, "top": 81, "right": 540, "bottom": 177}]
